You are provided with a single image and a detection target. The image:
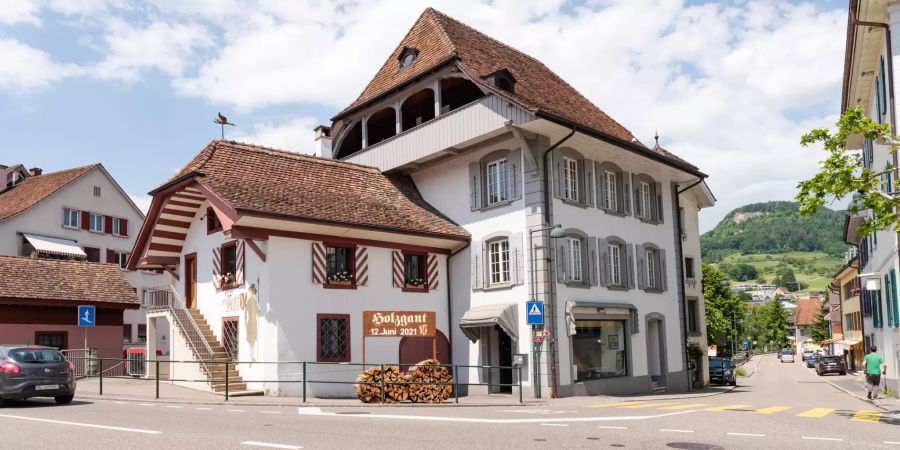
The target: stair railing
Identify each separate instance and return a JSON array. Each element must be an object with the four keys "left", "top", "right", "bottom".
[{"left": 144, "top": 286, "right": 217, "bottom": 380}]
